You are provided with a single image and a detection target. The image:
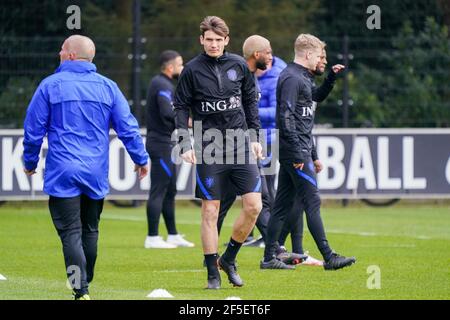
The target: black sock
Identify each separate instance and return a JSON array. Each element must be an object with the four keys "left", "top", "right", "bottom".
[
  {"left": 204, "top": 253, "right": 219, "bottom": 277},
  {"left": 264, "top": 241, "right": 279, "bottom": 262},
  {"left": 275, "top": 243, "right": 285, "bottom": 256},
  {"left": 221, "top": 238, "right": 242, "bottom": 263}
]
